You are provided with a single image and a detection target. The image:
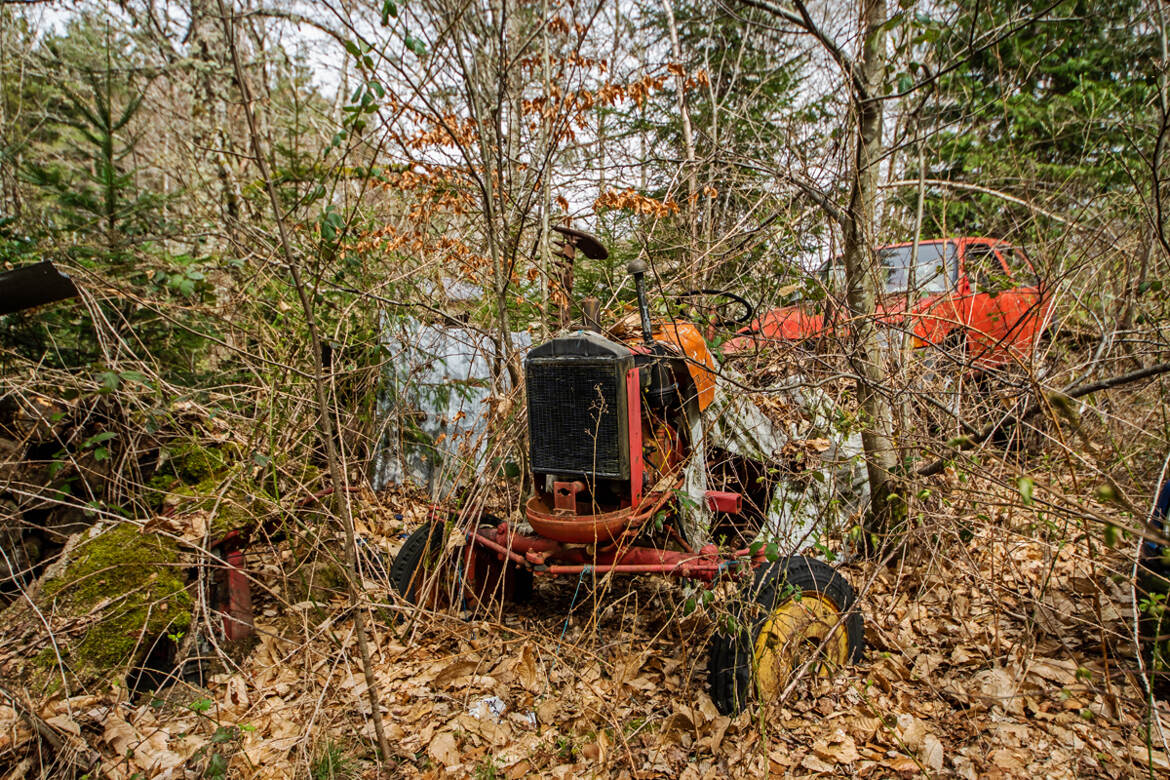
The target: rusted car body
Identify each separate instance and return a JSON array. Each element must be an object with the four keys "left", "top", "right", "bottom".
[{"left": 725, "top": 238, "right": 1053, "bottom": 367}]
